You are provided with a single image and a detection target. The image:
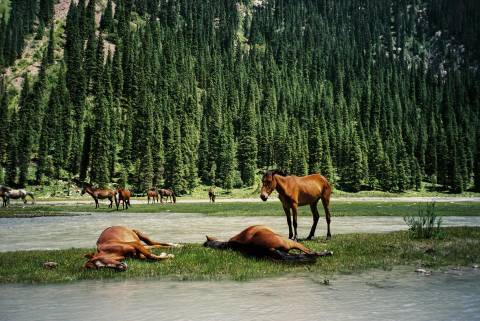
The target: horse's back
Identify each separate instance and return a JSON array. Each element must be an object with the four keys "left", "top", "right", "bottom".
[
  {"left": 228, "top": 225, "right": 292, "bottom": 254},
  {"left": 290, "top": 174, "right": 330, "bottom": 204},
  {"left": 97, "top": 226, "right": 139, "bottom": 245}
]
